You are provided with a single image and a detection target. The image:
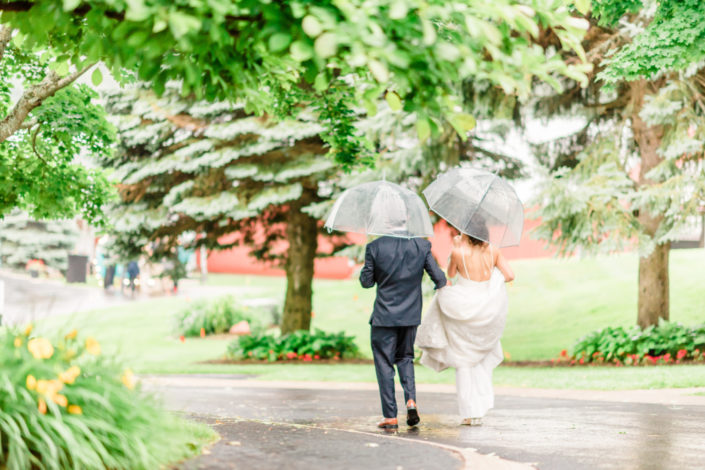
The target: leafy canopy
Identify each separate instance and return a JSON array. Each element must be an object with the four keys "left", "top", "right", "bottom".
[
  {"left": 1, "top": 0, "right": 591, "bottom": 167},
  {"left": 0, "top": 40, "right": 113, "bottom": 221}
]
